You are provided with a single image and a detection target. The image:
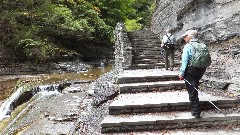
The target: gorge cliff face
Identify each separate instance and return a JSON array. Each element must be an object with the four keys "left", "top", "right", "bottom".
[
  {"left": 151, "top": 0, "right": 240, "bottom": 42},
  {"left": 151, "top": 0, "right": 240, "bottom": 93}
]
